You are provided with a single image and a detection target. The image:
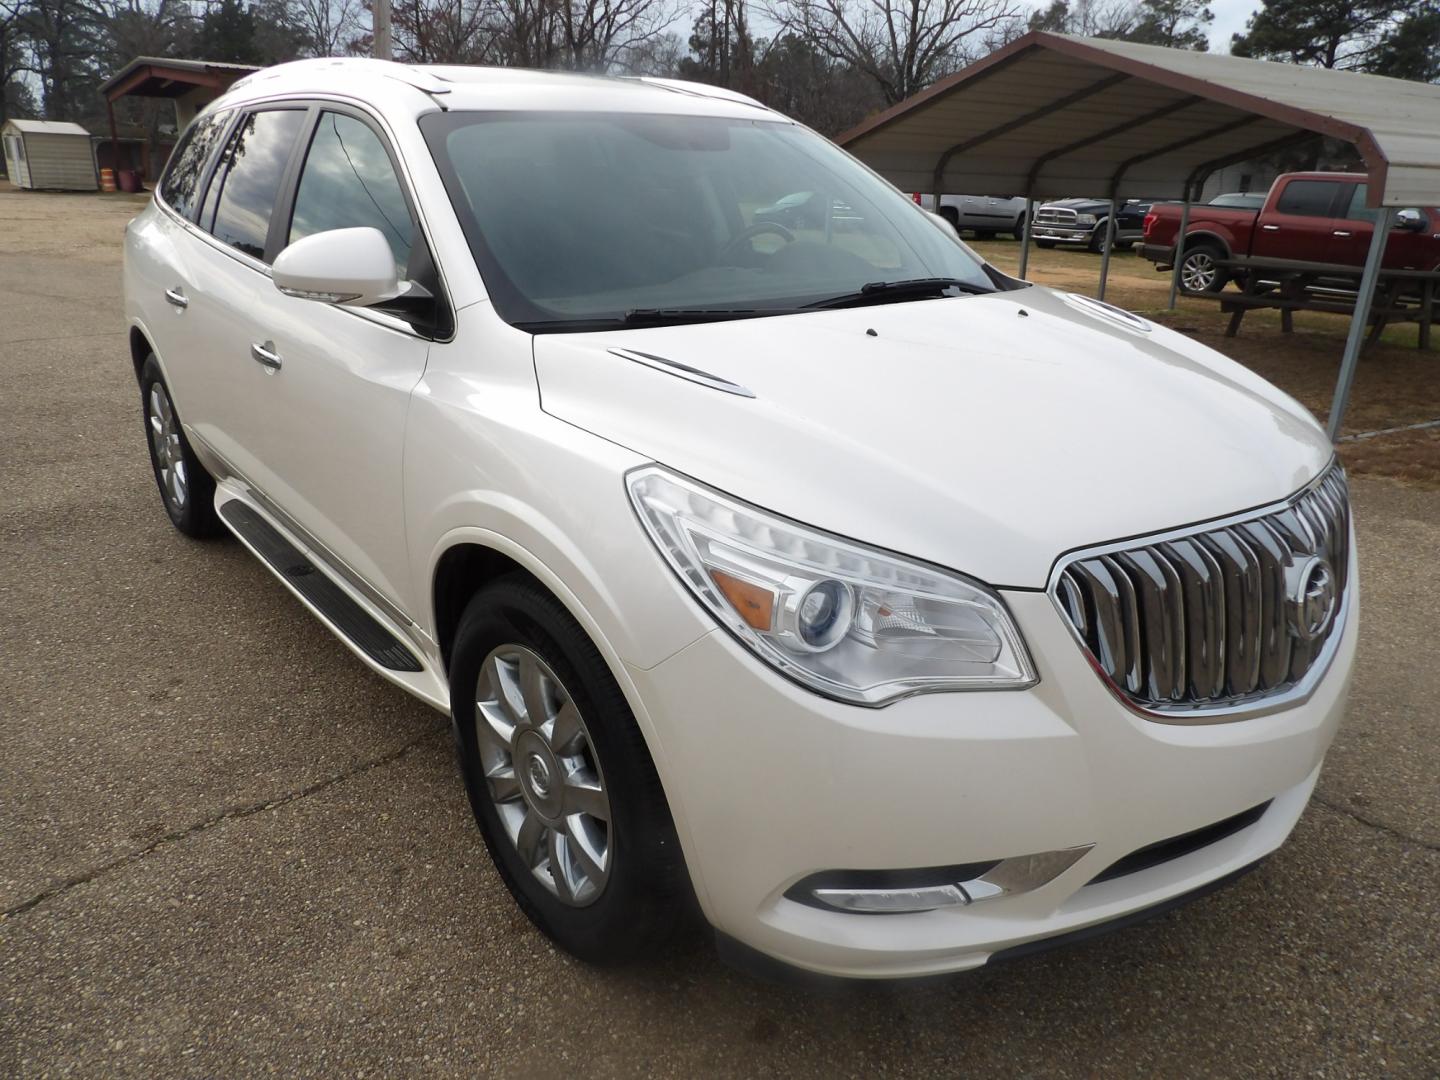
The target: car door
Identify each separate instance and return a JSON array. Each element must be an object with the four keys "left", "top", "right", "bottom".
[
  {"left": 237, "top": 105, "right": 436, "bottom": 616},
  {"left": 1251, "top": 178, "right": 1343, "bottom": 263},
  {"left": 176, "top": 104, "right": 311, "bottom": 488},
  {"left": 1328, "top": 182, "right": 1437, "bottom": 270},
  {"left": 129, "top": 106, "right": 236, "bottom": 436}
]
